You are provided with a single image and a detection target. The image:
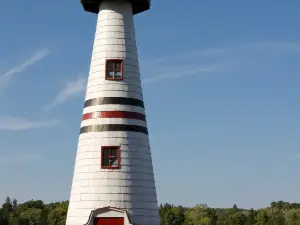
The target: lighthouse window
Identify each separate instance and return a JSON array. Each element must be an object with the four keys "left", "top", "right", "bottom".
[
  {"left": 105, "top": 59, "right": 123, "bottom": 80},
  {"left": 101, "top": 146, "right": 121, "bottom": 169}
]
